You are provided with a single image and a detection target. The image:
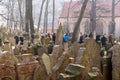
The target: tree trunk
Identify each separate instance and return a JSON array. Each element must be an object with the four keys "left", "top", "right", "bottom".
[
  {"left": 90, "top": 0, "right": 96, "bottom": 33},
  {"left": 71, "top": 0, "right": 89, "bottom": 43},
  {"left": 66, "top": 0, "right": 72, "bottom": 33},
  {"left": 43, "top": 0, "right": 49, "bottom": 33},
  {"left": 52, "top": 0, "right": 55, "bottom": 33},
  {"left": 25, "top": 0, "right": 34, "bottom": 34},
  {"left": 37, "top": 0, "right": 46, "bottom": 31},
  {"left": 17, "top": 0, "right": 23, "bottom": 30}
]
